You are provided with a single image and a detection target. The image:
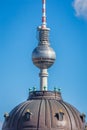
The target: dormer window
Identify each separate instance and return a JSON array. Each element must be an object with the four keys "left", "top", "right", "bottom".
[
  {"left": 4, "top": 112, "right": 10, "bottom": 121},
  {"left": 55, "top": 111, "right": 64, "bottom": 121},
  {"left": 24, "top": 109, "right": 32, "bottom": 121},
  {"left": 80, "top": 113, "right": 86, "bottom": 123}
]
